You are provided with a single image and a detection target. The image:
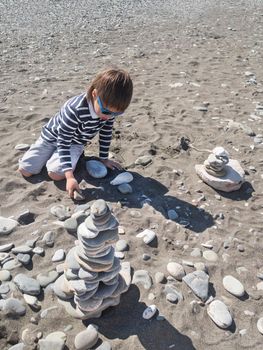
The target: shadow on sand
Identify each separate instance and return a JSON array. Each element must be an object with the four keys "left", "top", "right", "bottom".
[{"left": 84, "top": 285, "right": 197, "bottom": 350}]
